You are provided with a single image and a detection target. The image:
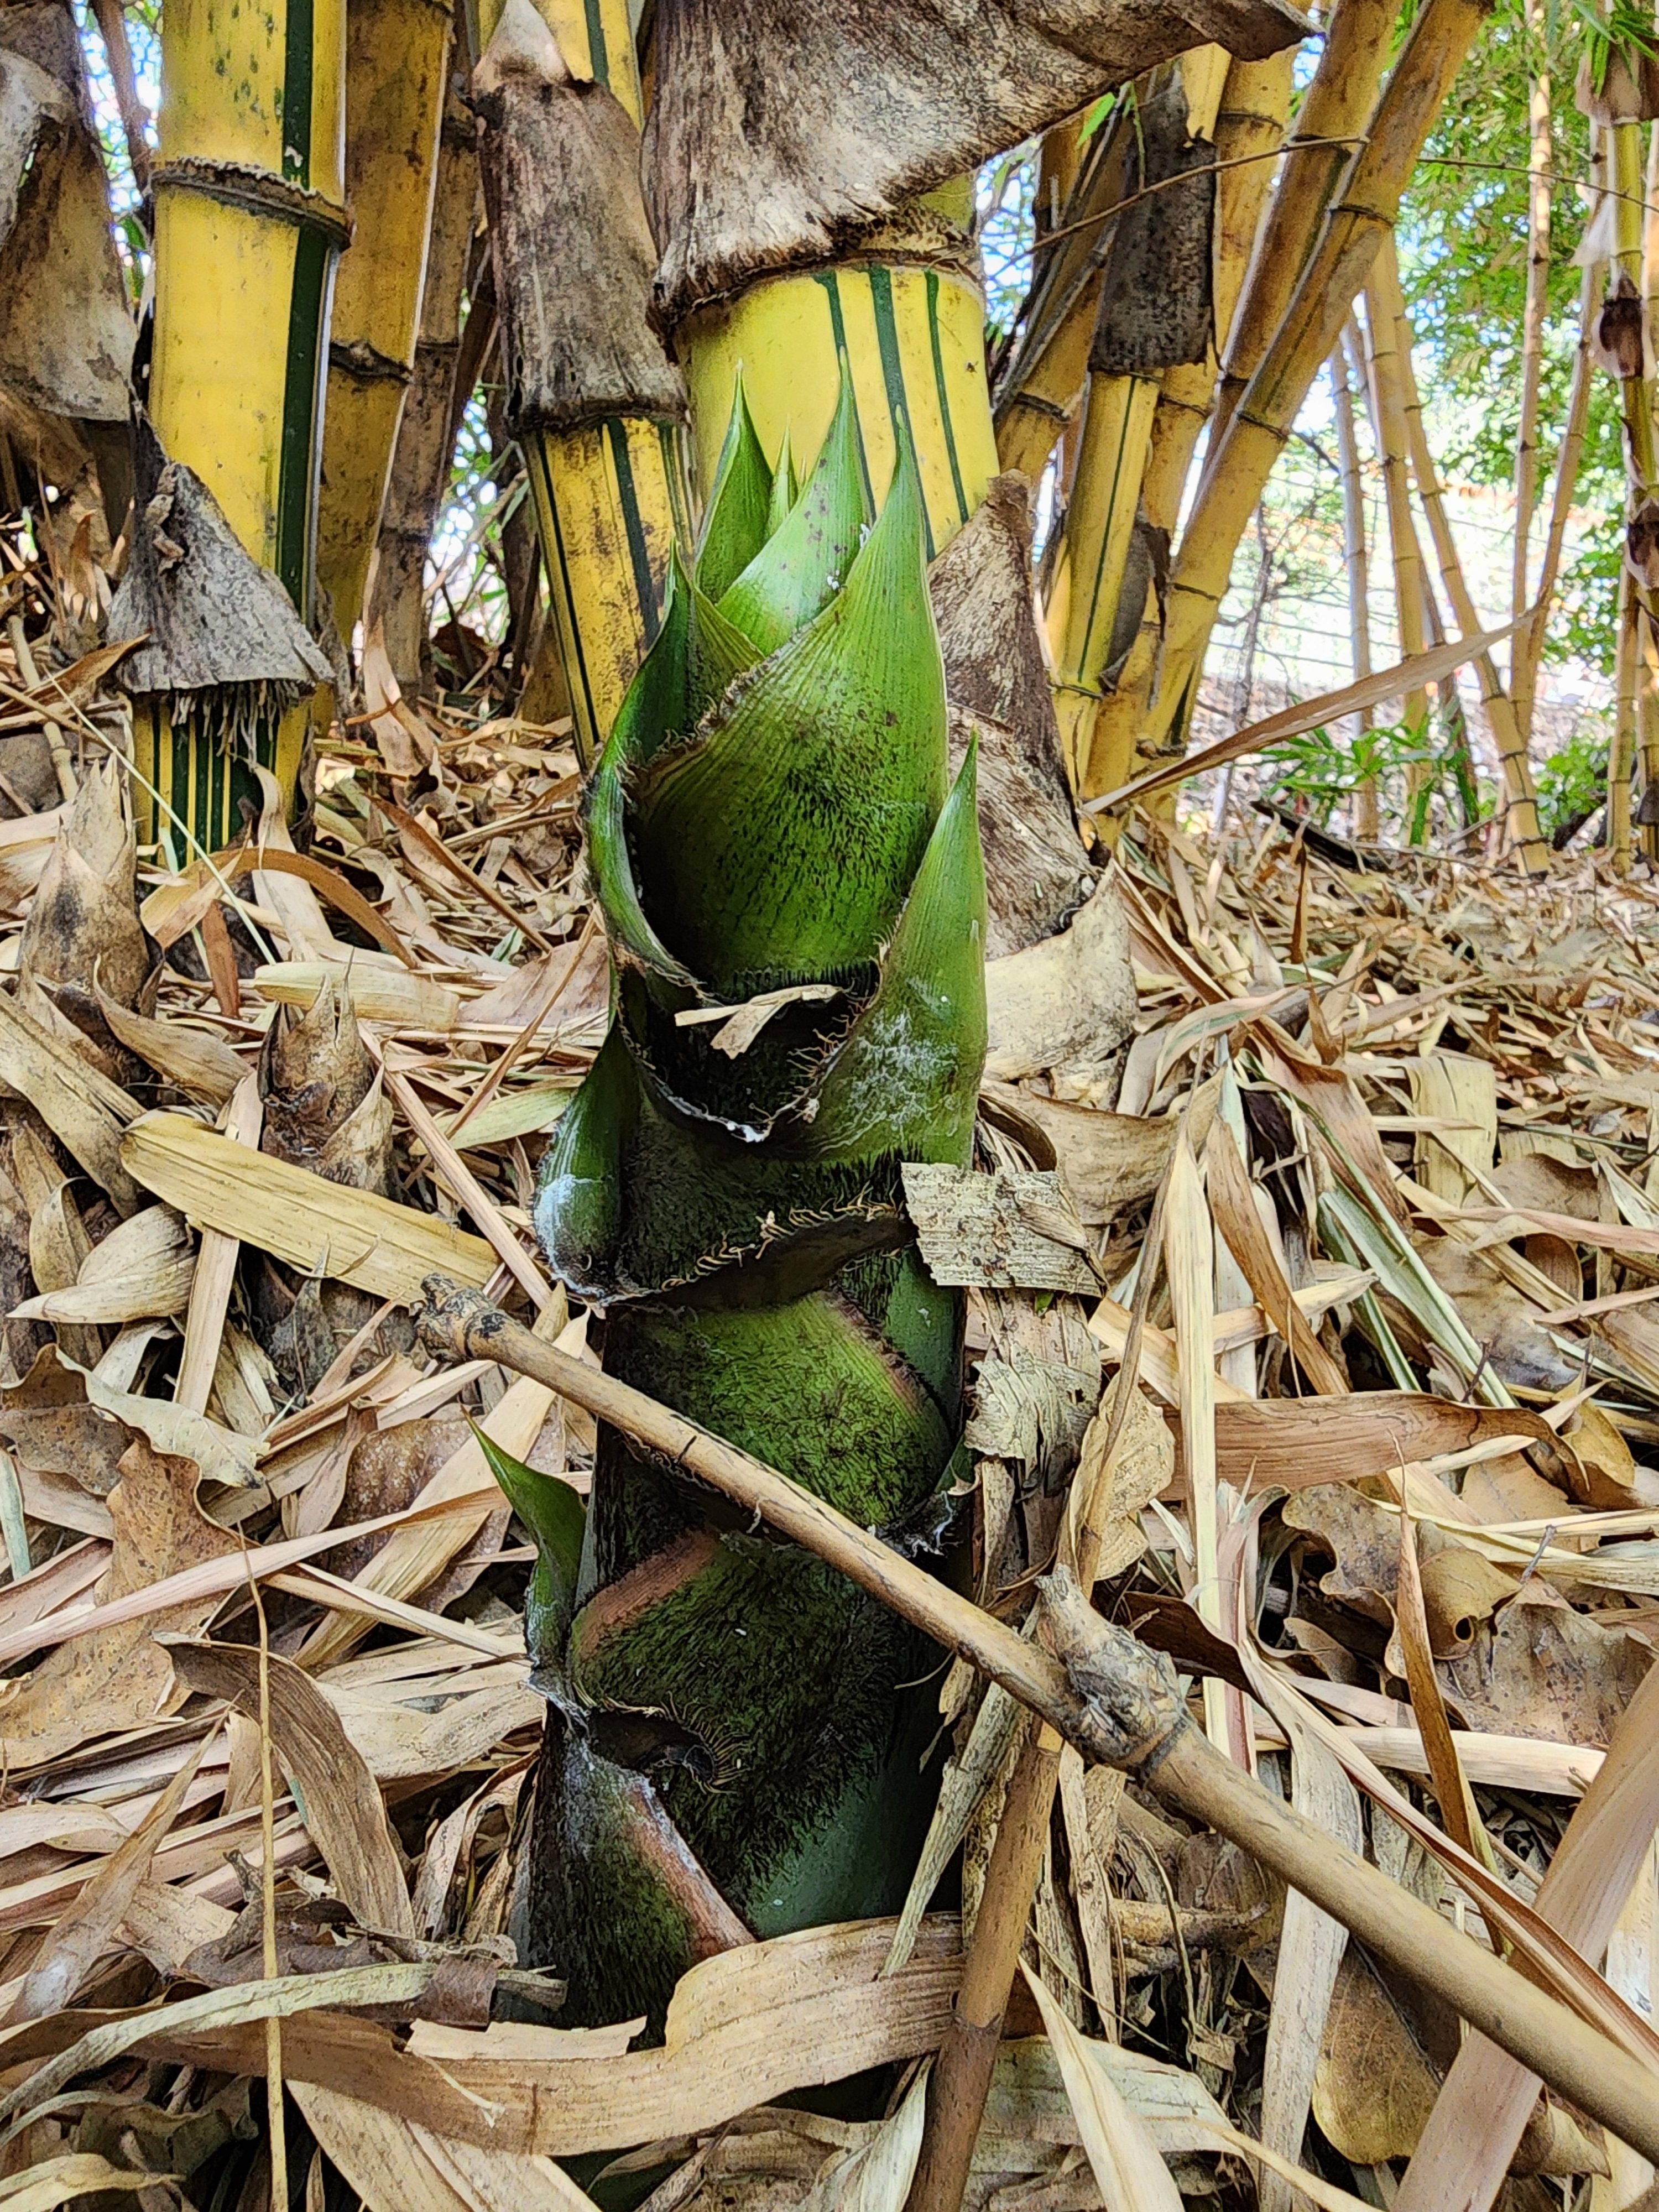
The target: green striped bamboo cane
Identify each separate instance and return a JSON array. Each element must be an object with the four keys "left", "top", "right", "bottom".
[{"left": 117, "top": 0, "right": 345, "bottom": 847}]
